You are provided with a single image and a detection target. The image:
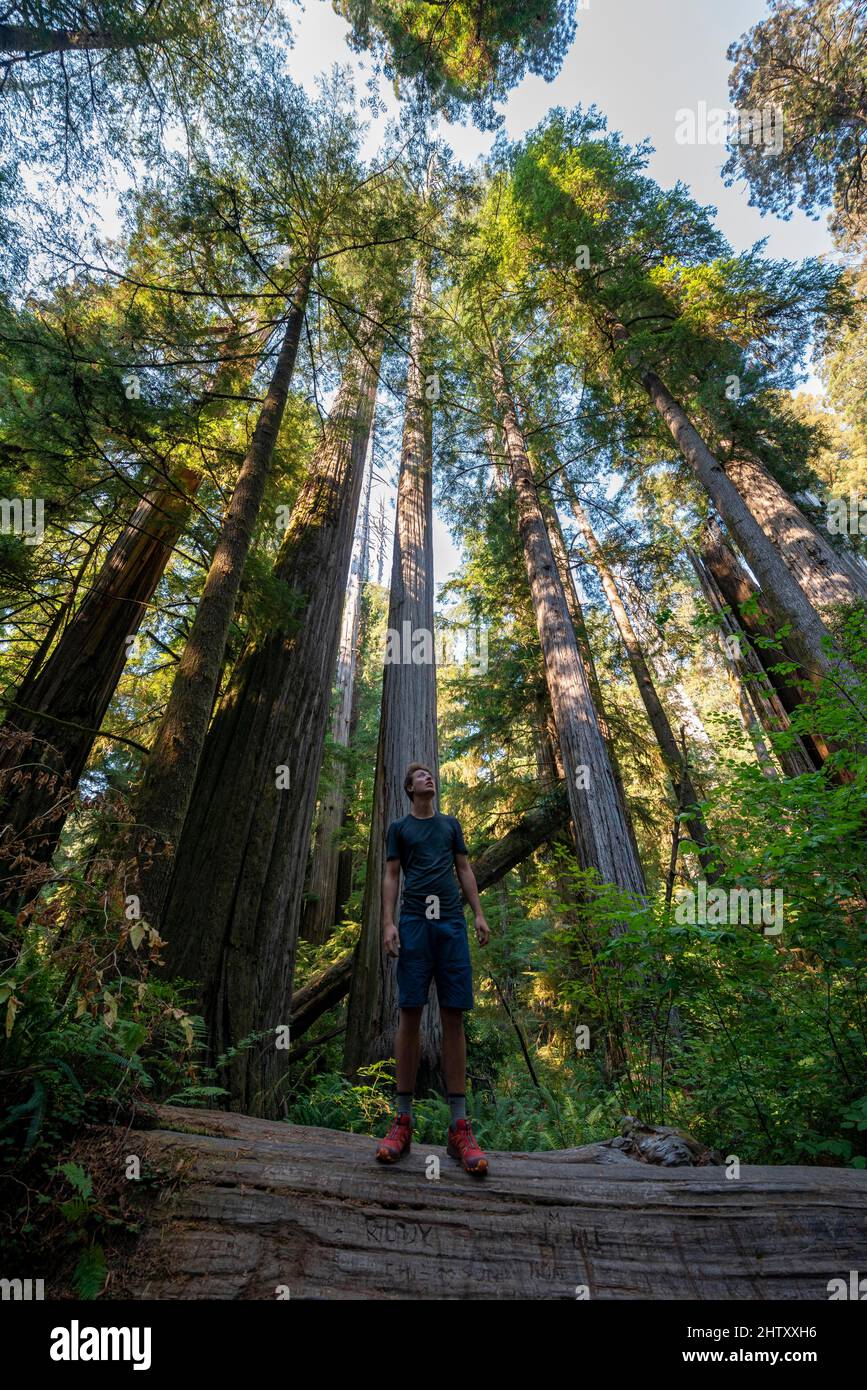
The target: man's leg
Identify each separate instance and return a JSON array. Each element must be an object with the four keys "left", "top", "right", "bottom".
[
  {"left": 375, "top": 1006, "right": 423, "bottom": 1164},
  {"left": 441, "top": 1006, "right": 467, "bottom": 1096},
  {"left": 395, "top": 1005, "right": 423, "bottom": 1100},
  {"left": 436, "top": 926, "right": 488, "bottom": 1175}
]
